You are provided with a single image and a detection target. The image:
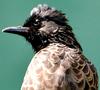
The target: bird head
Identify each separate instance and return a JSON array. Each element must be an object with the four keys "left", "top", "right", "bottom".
[{"left": 2, "top": 4, "right": 82, "bottom": 52}]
